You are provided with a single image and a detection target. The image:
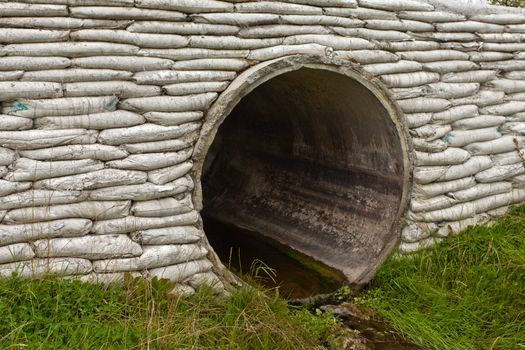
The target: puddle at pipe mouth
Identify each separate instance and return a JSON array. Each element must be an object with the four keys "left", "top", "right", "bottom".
[{"left": 202, "top": 215, "right": 347, "bottom": 299}]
